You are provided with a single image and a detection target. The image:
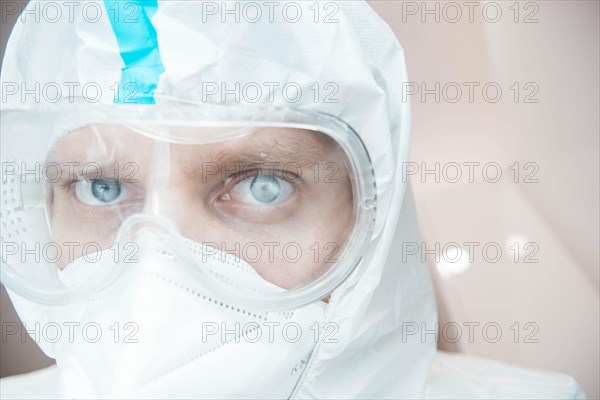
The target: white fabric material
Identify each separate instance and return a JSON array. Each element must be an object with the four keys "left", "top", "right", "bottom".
[
  {"left": 0, "top": 365, "right": 60, "bottom": 400},
  {"left": 0, "top": 351, "right": 586, "bottom": 400},
  {"left": 425, "top": 352, "right": 586, "bottom": 399},
  {"left": 0, "top": 1, "right": 583, "bottom": 398}
]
